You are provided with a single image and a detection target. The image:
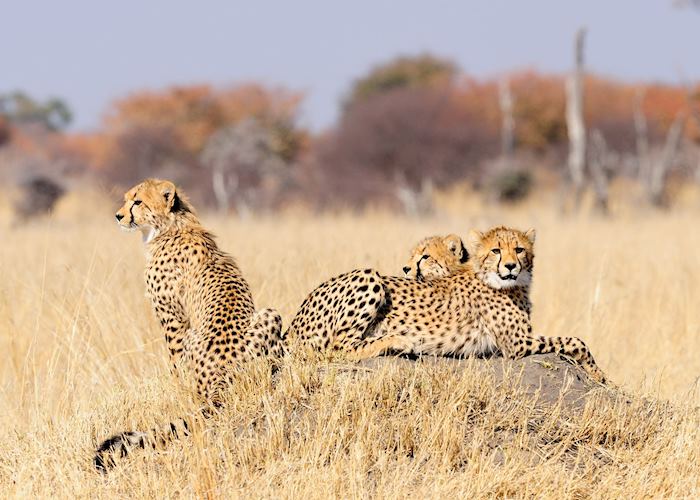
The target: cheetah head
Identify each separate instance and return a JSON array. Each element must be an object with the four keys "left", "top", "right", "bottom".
[
  {"left": 467, "top": 226, "right": 535, "bottom": 289},
  {"left": 115, "top": 179, "right": 193, "bottom": 243},
  {"left": 403, "top": 234, "right": 469, "bottom": 281}
]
